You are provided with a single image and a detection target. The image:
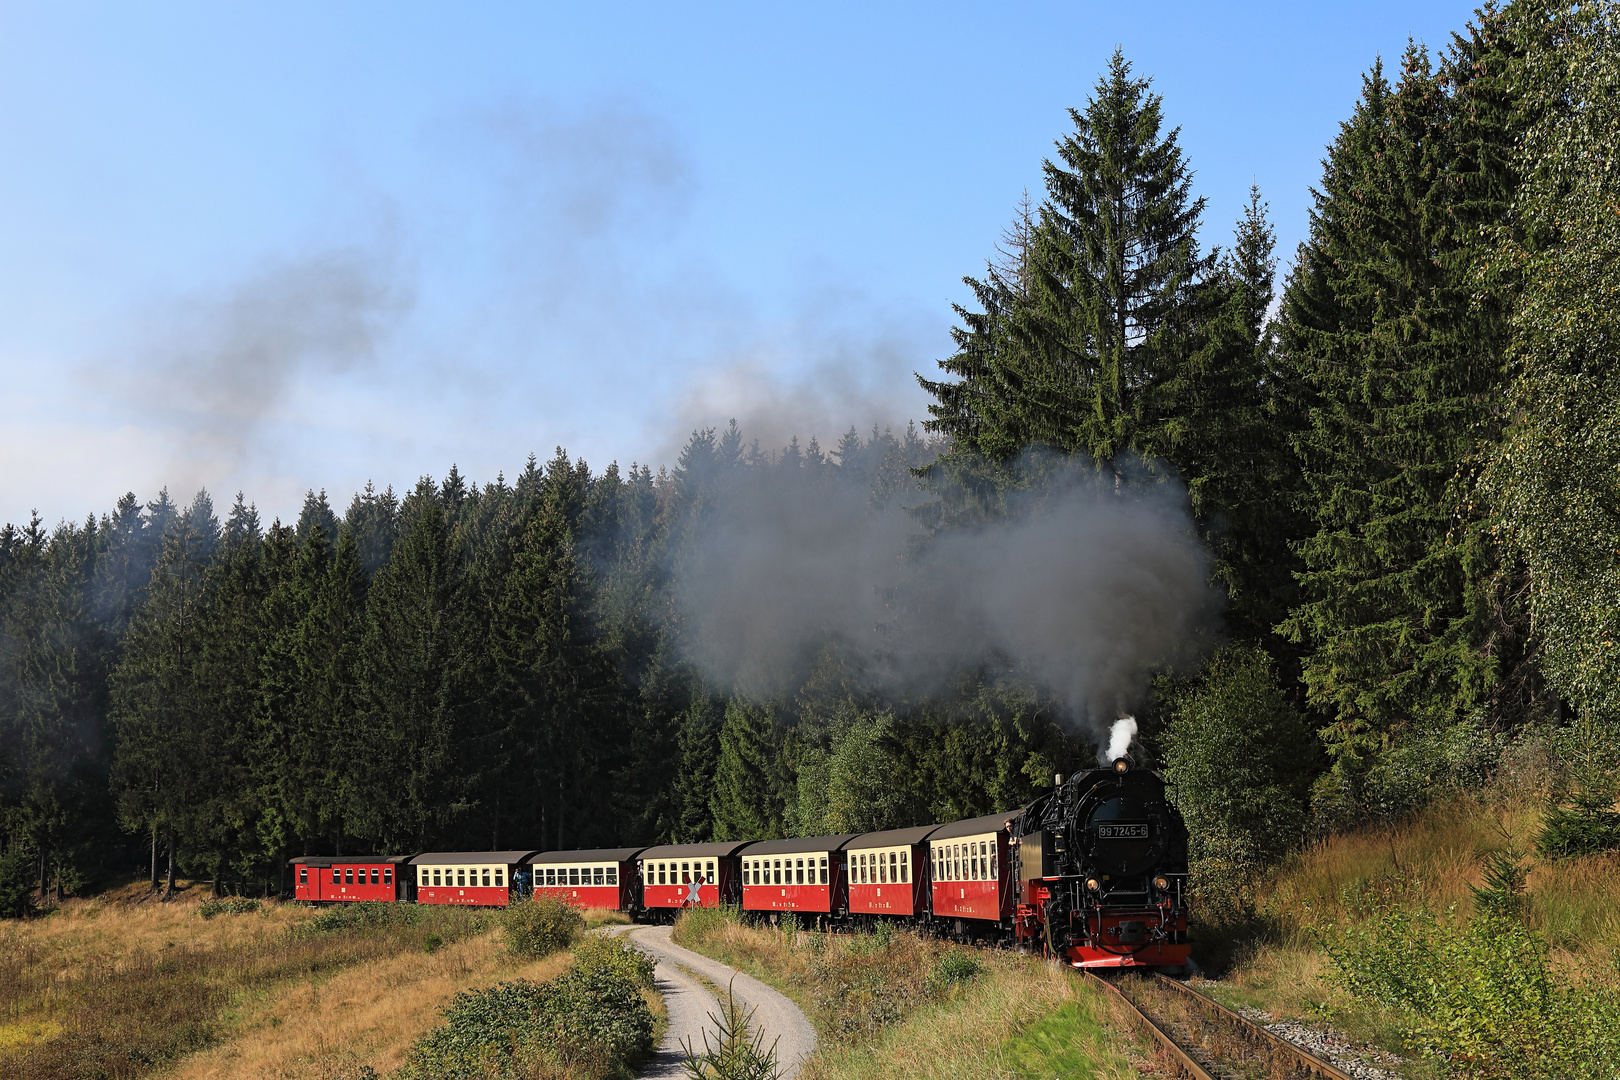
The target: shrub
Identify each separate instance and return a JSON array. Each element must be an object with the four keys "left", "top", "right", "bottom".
[
  {"left": 1538, "top": 800, "right": 1620, "bottom": 859},
  {"left": 930, "top": 949, "right": 983, "bottom": 986},
  {"left": 397, "top": 938, "right": 656, "bottom": 1080},
  {"left": 672, "top": 903, "right": 739, "bottom": 947},
  {"left": 198, "top": 896, "right": 261, "bottom": 919},
  {"left": 1159, "top": 645, "right": 1318, "bottom": 886},
  {"left": 1321, "top": 908, "right": 1620, "bottom": 1078},
  {"left": 805, "top": 928, "right": 944, "bottom": 1038},
  {"left": 573, "top": 933, "right": 656, "bottom": 989},
  {"left": 503, "top": 892, "right": 584, "bottom": 958},
  {"left": 308, "top": 900, "right": 419, "bottom": 934}
]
